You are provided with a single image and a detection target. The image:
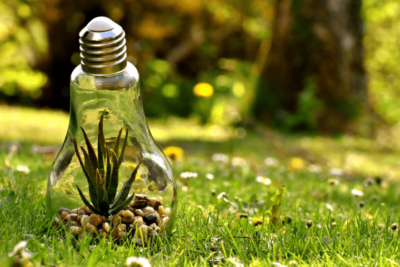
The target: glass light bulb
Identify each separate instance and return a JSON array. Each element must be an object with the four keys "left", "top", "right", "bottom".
[{"left": 46, "top": 17, "right": 177, "bottom": 235}]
